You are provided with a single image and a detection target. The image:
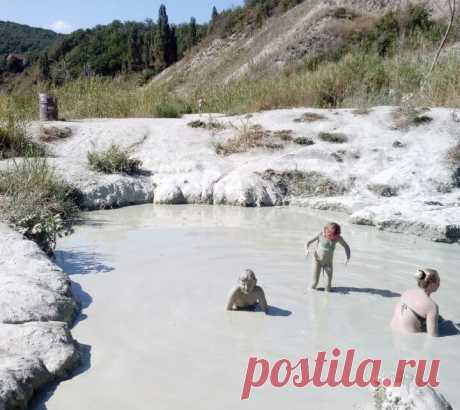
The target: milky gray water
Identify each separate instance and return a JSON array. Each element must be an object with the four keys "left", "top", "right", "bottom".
[{"left": 32, "top": 205, "right": 460, "bottom": 410}]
